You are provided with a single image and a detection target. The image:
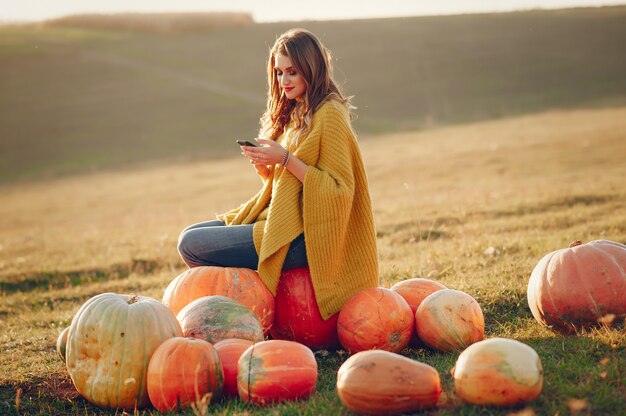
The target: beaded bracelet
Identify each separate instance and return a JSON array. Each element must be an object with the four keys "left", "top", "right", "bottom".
[{"left": 281, "top": 149, "right": 291, "bottom": 167}]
